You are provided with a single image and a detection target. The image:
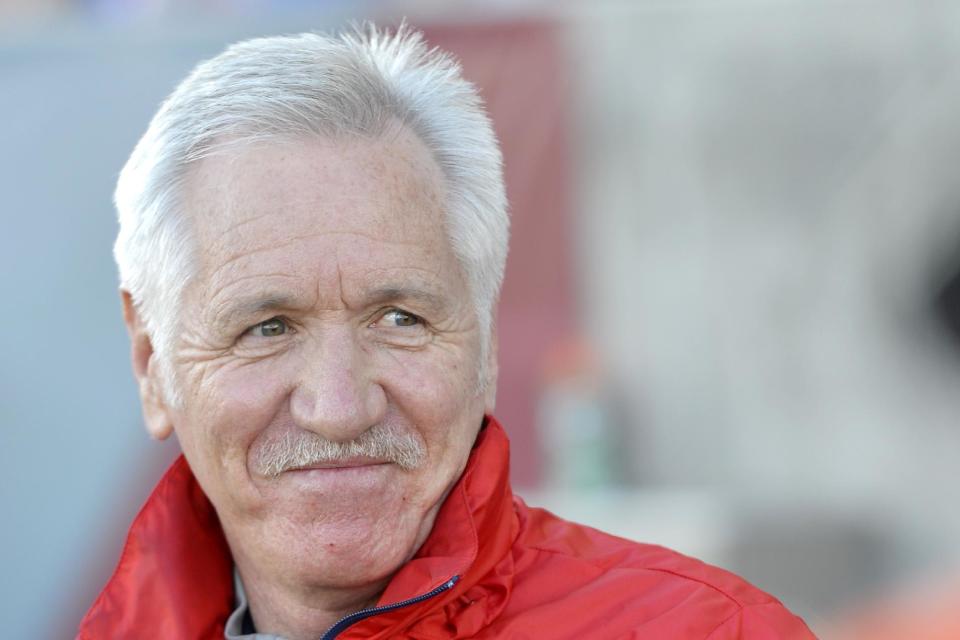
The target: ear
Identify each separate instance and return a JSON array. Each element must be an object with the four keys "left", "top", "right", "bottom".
[
  {"left": 121, "top": 290, "right": 174, "bottom": 440},
  {"left": 483, "top": 321, "right": 499, "bottom": 414}
]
